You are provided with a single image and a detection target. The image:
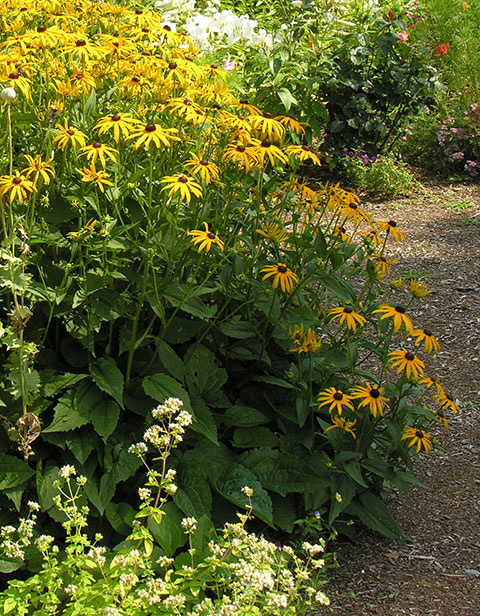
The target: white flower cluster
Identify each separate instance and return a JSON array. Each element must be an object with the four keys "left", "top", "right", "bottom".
[{"left": 154, "top": 0, "right": 277, "bottom": 53}]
